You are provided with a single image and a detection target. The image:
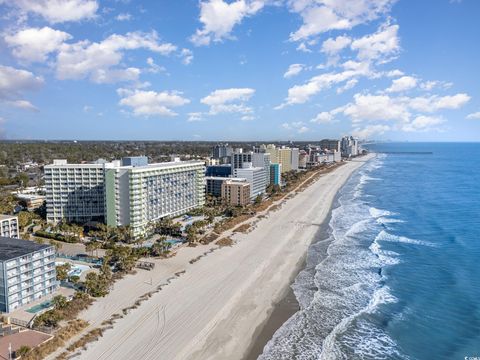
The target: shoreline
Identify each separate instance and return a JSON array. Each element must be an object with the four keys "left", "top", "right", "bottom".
[
  {"left": 242, "top": 191, "right": 338, "bottom": 360},
  {"left": 48, "top": 155, "right": 374, "bottom": 360}
]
